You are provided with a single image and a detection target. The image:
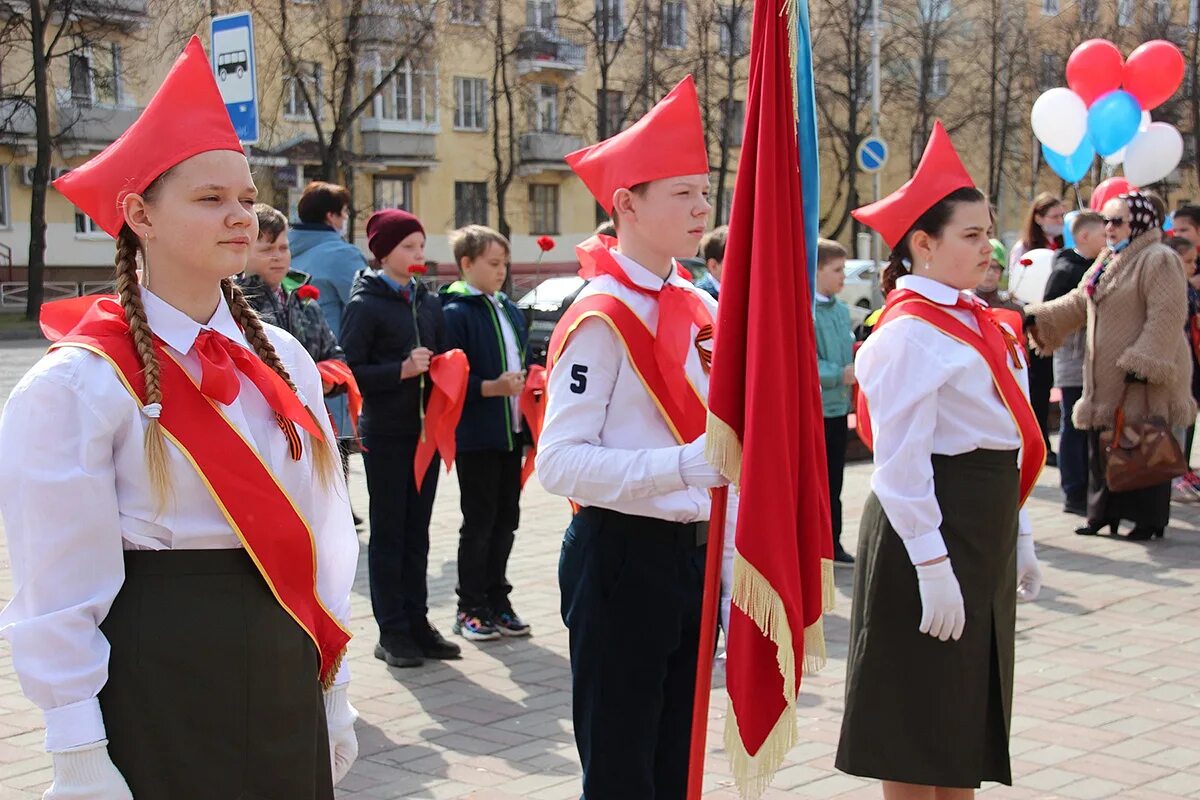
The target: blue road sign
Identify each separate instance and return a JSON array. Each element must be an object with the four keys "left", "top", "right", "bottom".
[
  {"left": 856, "top": 136, "right": 888, "bottom": 174},
  {"left": 210, "top": 12, "right": 259, "bottom": 144}
]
